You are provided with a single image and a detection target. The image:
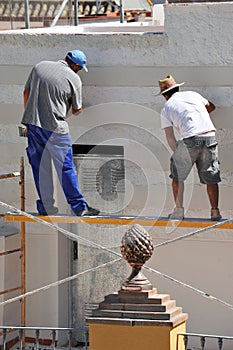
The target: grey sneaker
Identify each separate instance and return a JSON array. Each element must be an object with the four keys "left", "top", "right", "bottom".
[
  {"left": 168, "top": 207, "right": 184, "bottom": 220},
  {"left": 211, "top": 208, "right": 222, "bottom": 221}
]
